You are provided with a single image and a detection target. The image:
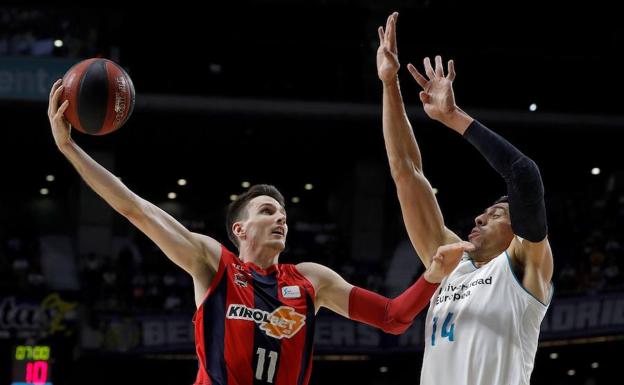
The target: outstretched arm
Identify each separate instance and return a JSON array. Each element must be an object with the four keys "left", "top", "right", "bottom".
[
  {"left": 47, "top": 80, "right": 221, "bottom": 294},
  {"left": 464, "top": 117, "right": 552, "bottom": 302},
  {"left": 378, "top": 13, "right": 460, "bottom": 268},
  {"left": 297, "top": 241, "right": 474, "bottom": 334},
  {"left": 407, "top": 60, "right": 553, "bottom": 301}
]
